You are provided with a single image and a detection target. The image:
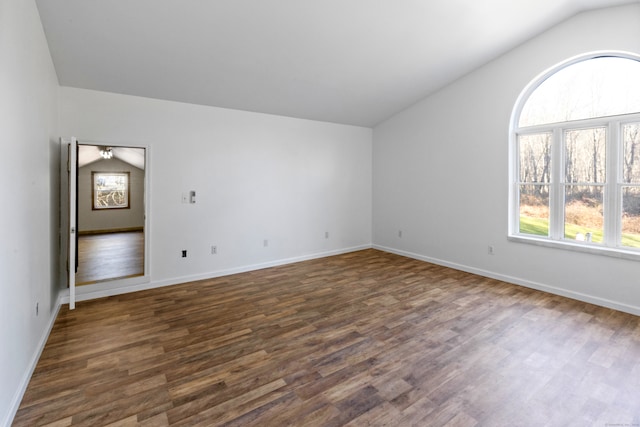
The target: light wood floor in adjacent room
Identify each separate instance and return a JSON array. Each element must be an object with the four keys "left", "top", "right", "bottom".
[
  {"left": 76, "top": 231, "right": 144, "bottom": 285},
  {"left": 14, "top": 250, "right": 640, "bottom": 426}
]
